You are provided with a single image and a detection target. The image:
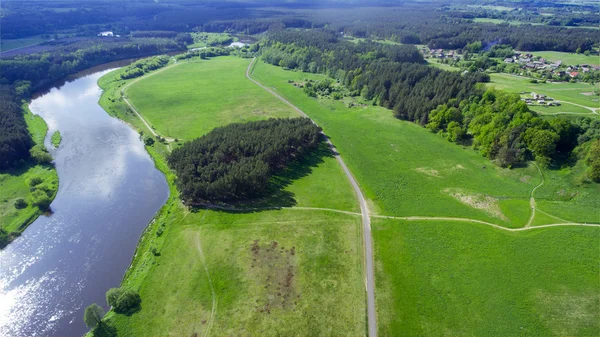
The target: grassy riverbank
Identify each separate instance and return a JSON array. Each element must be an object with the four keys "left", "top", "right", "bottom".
[
  {"left": 0, "top": 104, "right": 58, "bottom": 247},
  {"left": 96, "top": 56, "right": 366, "bottom": 336}
]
